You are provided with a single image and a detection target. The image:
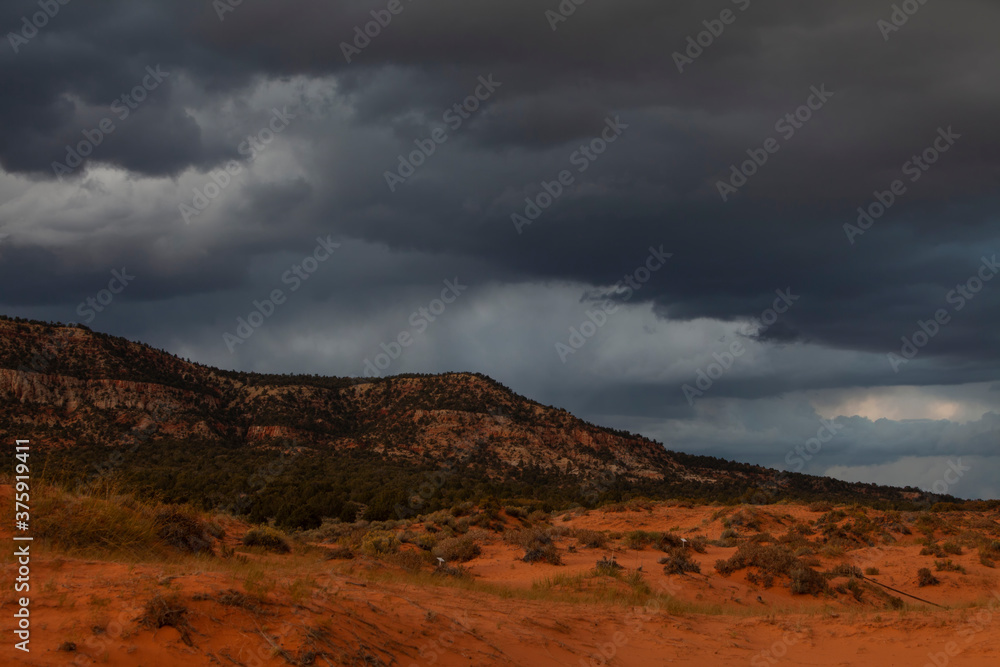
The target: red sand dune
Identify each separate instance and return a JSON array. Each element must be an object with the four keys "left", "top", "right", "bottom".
[{"left": 3, "top": 494, "right": 1000, "bottom": 665}]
